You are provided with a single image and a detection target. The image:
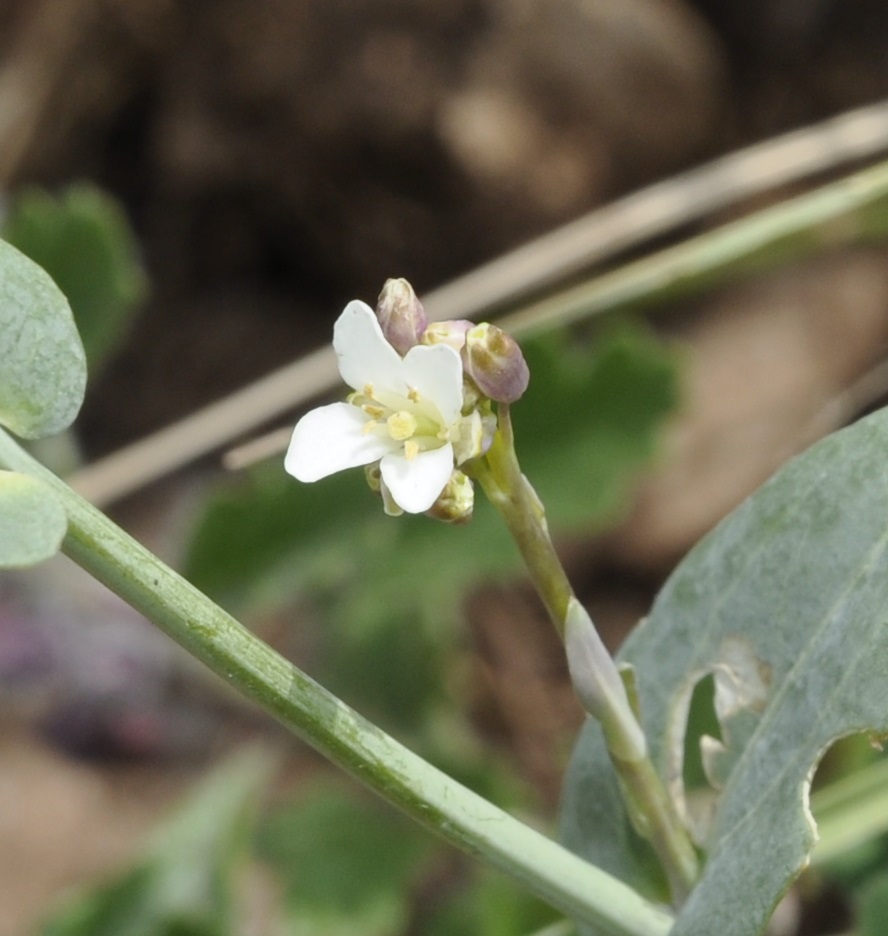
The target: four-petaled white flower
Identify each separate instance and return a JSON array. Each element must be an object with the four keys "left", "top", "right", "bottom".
[{"left": 285, "top": 300, "right": 475, "bottom": 514}]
